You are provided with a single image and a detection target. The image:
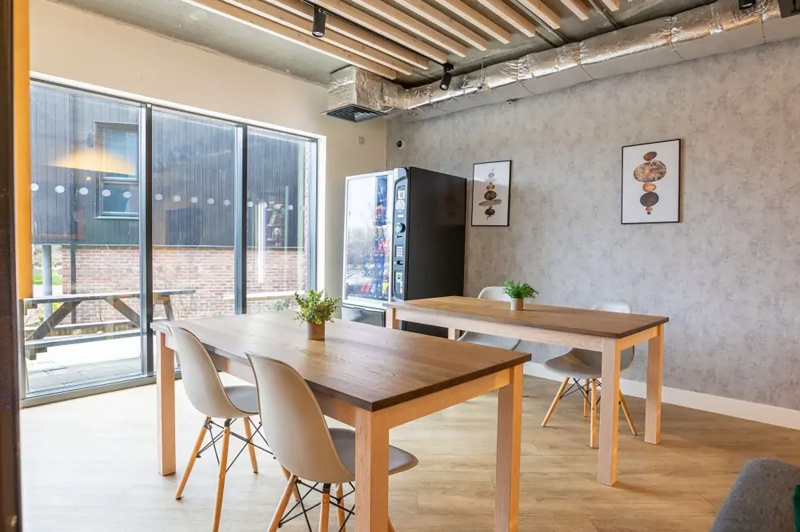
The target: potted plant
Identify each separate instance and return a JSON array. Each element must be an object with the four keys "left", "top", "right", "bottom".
[
  {"left": 503, "top": 280, "right": 539, "bottom": 311},
  {"left": 276, "top": 290, "right": 341, "bottom": 340}
]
